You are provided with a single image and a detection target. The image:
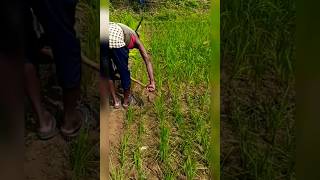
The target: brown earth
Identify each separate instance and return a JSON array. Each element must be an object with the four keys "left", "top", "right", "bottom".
[
  {"left": 24, "top": 63, "right": 100, "bottom": 180},
  {"left": 107, "top": 108, "right": 125, "bottom": 168},
  {"left": 107, "top": 80, "right": 163, "bottom": 179},
  {"left": 107, "top": 109, "right": 125, "bottom": 150},
  {"left": 24, "top": 132, "right": 72, "bottom": 180}
]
